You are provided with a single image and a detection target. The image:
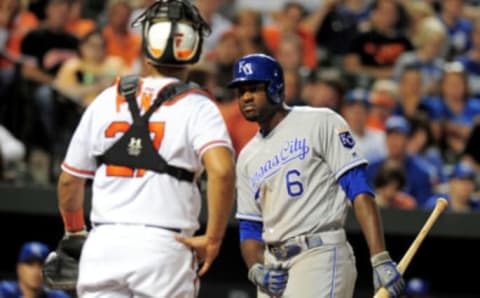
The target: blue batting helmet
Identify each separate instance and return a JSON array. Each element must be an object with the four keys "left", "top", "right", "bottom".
[{"left": 228, "top": 53, "right": 285, "bottom": 104}]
